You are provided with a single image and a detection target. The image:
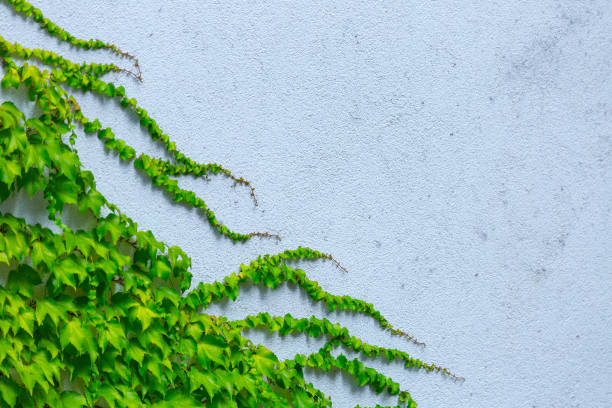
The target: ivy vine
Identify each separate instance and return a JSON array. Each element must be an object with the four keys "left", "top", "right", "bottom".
[{"left": 0, "top": 1, "right": 462, "bottom": 407}]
